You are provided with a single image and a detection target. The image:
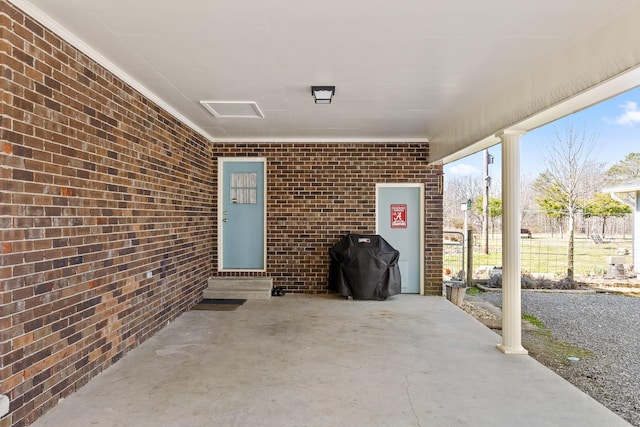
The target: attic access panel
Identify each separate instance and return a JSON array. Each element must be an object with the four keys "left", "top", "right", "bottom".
[{"left": 200, "top": 101, "right": 265, "bottom": 118}]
